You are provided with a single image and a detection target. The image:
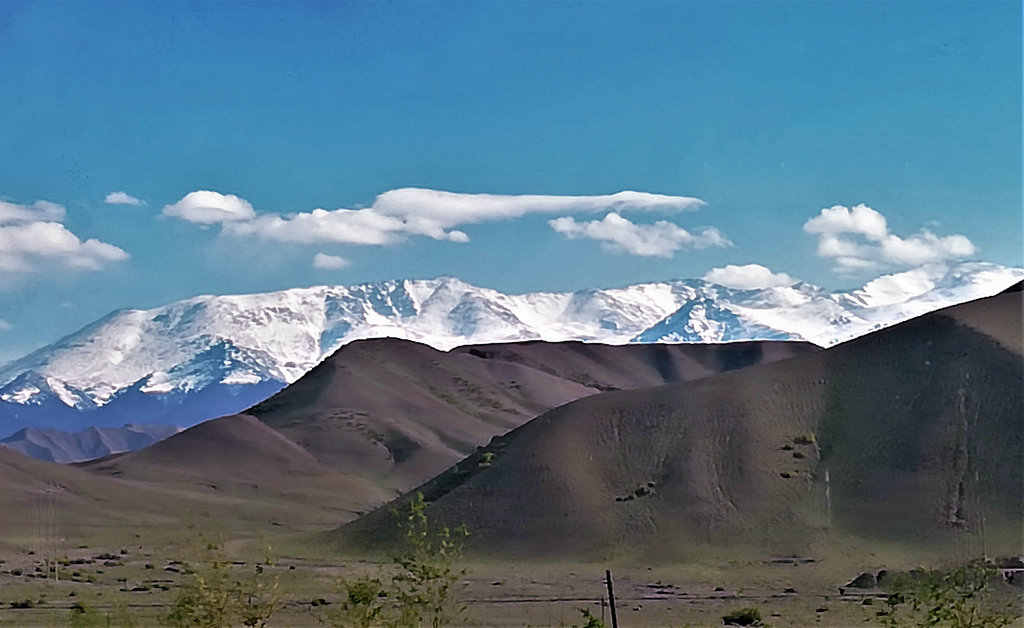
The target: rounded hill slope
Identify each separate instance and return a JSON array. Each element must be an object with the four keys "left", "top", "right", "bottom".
[{"left": 338, "top": 290, "right": 1023, "bottom": 562}]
